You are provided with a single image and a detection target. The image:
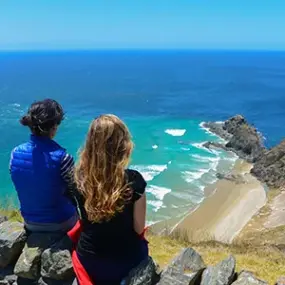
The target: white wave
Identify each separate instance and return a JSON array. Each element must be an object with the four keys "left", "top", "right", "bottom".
[
  {"left": 132, "top": 164, "right": 167, "bottom": 182},
  {"left": 192, "top": 142, "right": 212, "bottom": 153},
  {"left": 192, "top": 142, "right": 222, "bottom": 156},
  {"left": 182, "top": 168, "right": 209, "bottom": 183},
  {"left": 181, "top": 147, "right": 190, "bottom": 151},
  {"left": 191, "top": 153, "right": 219, "bottom": 163},
  {"left": 165, "top": 129, "right": 186, "bottom": 137},
  {"left": 148, "top": 200, "right": 163, "bottom": 212},
  {"left": 147, "top": 185, "right": 171, "bottom": 200},
  {"left": 12, "top": 103, "right": 21, "bottom": 108},
  {"left": 152, "top": 144, "right": 158, "bottom": 149},
  {"left": 146, "top": 220, "right": 158, "bottom": 226},
  {"left": 199, "top": 122, "right": 217, "bottom": 137},
  {"left": 199, "top": 121, "right": 227, "bottom": 143}
]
